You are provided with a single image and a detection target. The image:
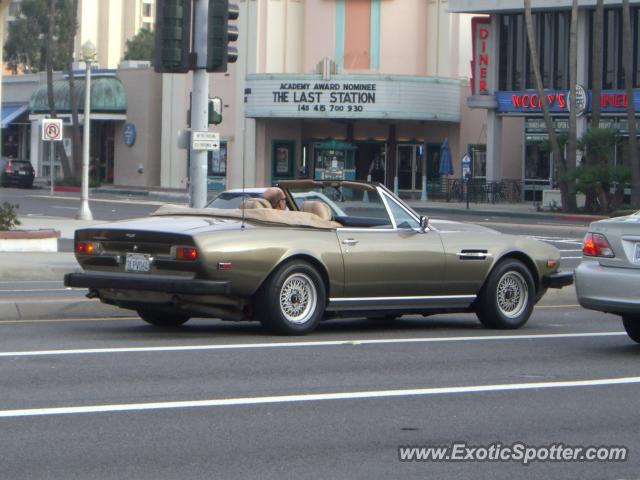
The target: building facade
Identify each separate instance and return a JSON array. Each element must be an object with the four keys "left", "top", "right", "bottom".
[
  {"left": 450, "top": 0, "right": 640, "bottom": 202},
  {"left": 161, "top": 0, "right": 493, "bottom": 199}
]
